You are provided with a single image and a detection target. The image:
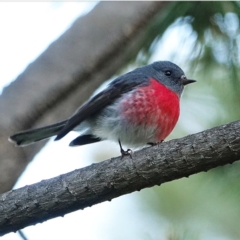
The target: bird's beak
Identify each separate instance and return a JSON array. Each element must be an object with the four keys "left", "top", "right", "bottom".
[{"left": 182, "top": 78, "right": 196, "bottom": 86}]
